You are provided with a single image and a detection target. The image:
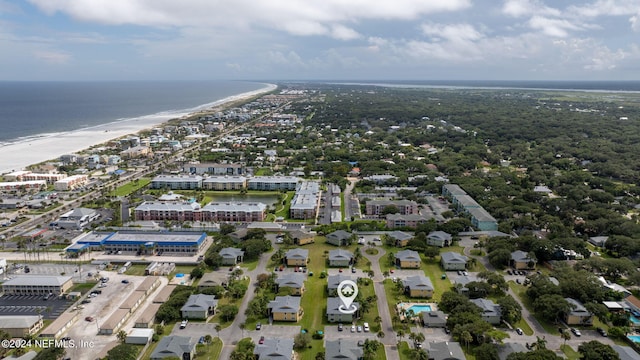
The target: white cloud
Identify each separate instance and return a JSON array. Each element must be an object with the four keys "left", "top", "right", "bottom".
[
  {"left": 631, "top": 14, "right": 640, "bottom": 31},
  {"left": 33, "top": 50, "right": 71, "bottom": 64},
  {"left": 27, "top": 0, "right": 471, "bottom": 39},
  {"left": 421, "top": 23, "right": 484, "bottom": 42},
  {"left": 568, "top": 0, "right": 640, "bottom": 18},
  {"left": 502, "top": 0, "right": 560, "bottom": 18},
  {"left": 528, "top": 16, "right": 584, "bottom": 37}
]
